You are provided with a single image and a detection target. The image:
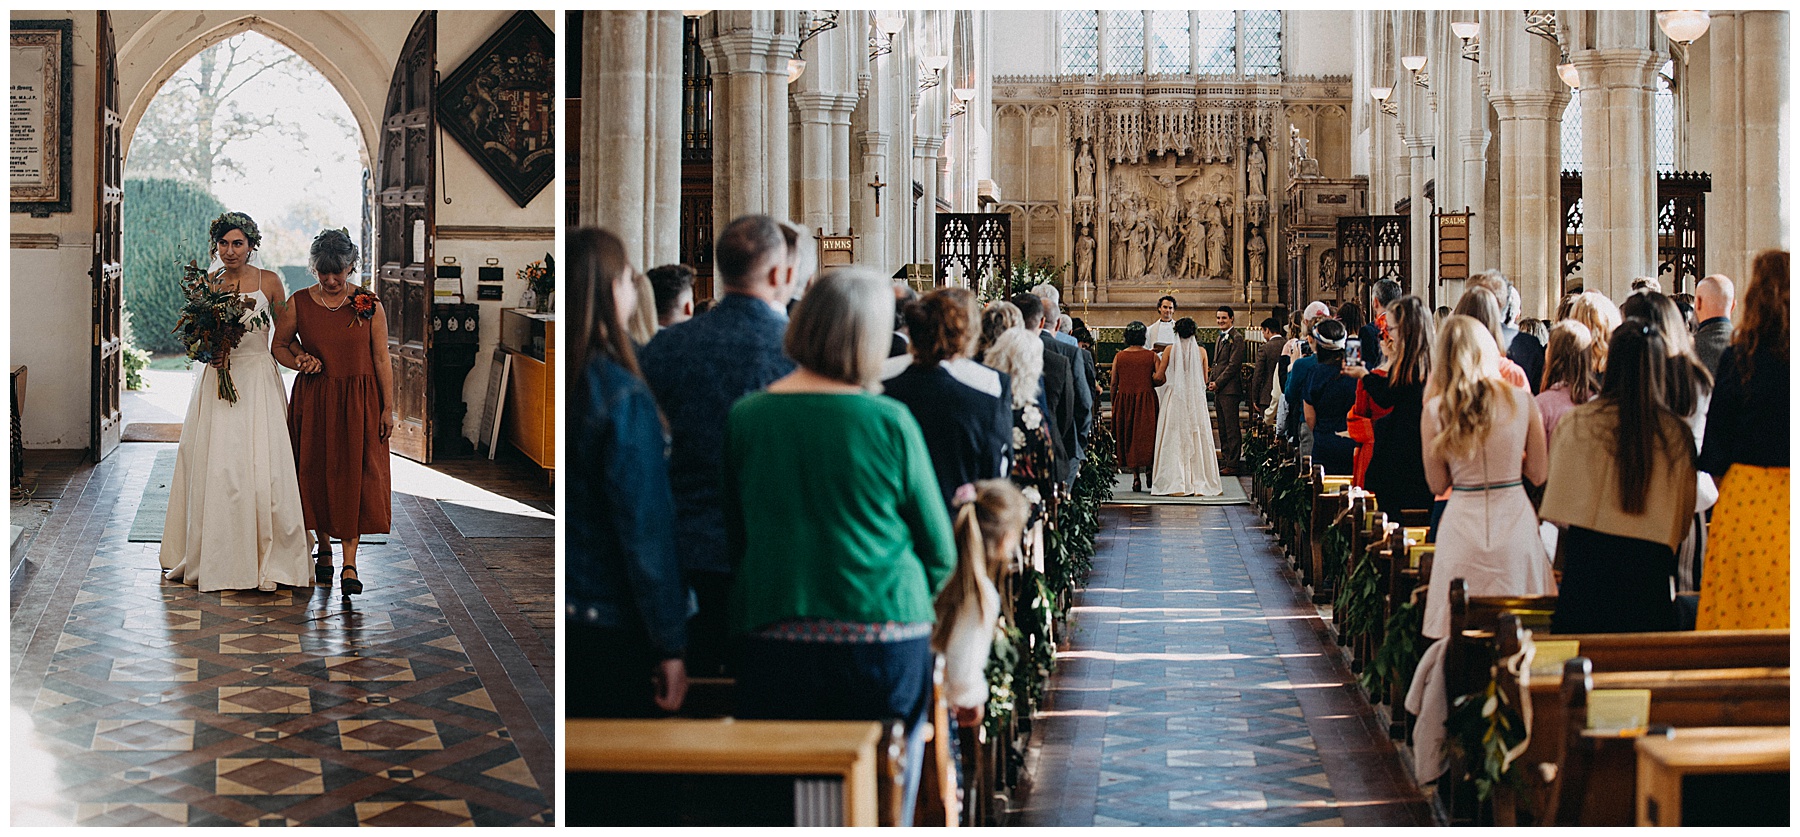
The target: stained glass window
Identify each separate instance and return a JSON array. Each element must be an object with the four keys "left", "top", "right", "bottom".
[
  {"left": 1654, "top": 60, "right": 1675, "bottom": 171},
  {"left": 1106, "top": 10, "right": 1145, "bottom": 74},
  {"left": 1561, "top": 95, "right": 1582, "bottom": 172},
  {"left": 1194, "top": 10, "right": 1235, "bottom": 75},
  {"left": 1242, "top": 10, "right": 1282, "bottom": 76},
  {"left": 1149, "top": 10, "right": 1191, "bottom": 74},
  {"left": 1060, "top": 10, "right": 1099, "bottom": 76},
  {"left": 1054, "top": 10, "right": 1282, "bottom": 79}
]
